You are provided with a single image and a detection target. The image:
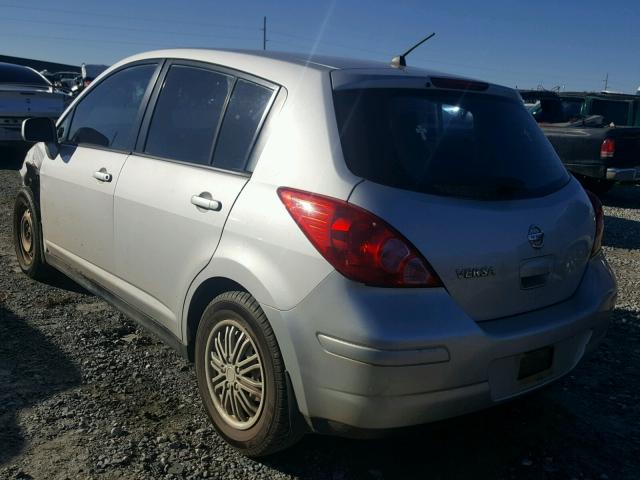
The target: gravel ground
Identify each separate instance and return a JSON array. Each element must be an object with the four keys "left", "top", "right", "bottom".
[{"left": 0, "top": 146, "right": 638, "bottom": 480}]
